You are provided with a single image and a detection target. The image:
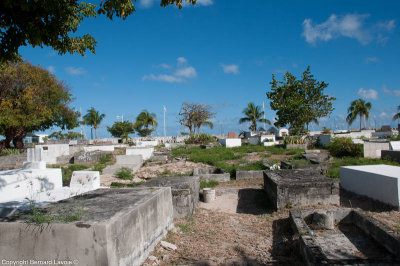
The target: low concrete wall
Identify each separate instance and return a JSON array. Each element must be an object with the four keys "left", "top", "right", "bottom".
[
  {"left": 236, "top": 170, "right": 264, "bottom": 180},
  {"left": 340, "top": 165, "right": 400, "bottom": 208},
  {"left": 381, "top": 150, "right": 400, "bottom": 163},
  {"left": 73, "top": 150, "right": 107, "bottom": 164},
  {"left": 0, "top": 154, "right": 26, "bottom": 170},
  {"left": 286, "top": 144, "right": 307, "bottom": 149},
  {"left": 193, "top": 167, "right": 230, "bottom": 182},
  {"left": 0, "top": 188, "right": 174, "bottom": 266},
  {"left": 135, "top": 140, "right": 159, "bottom": 147},
  {"left": 126, "top": 147, "right": 154, "bottom": 160},
  {"left": 36, "top": 144, "right": 70, "bottom": 164},
  {"left": 141, "top": 176, "right": 200, "bottom": 218},
  {"left": 218, "top": 138, "right": 241, "bottom": 148},
  {"left": 364, "top": 141, "right": 390, "bottom": 158},
  {"left": 84, "top": 145, "right": 115, "bottom": 152}
]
